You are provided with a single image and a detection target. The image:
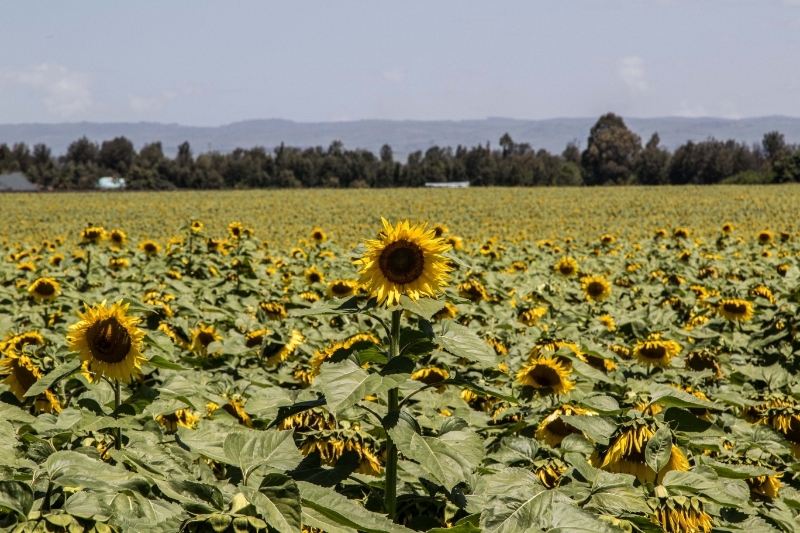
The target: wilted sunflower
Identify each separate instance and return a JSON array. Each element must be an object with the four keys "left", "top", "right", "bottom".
[
  {"left": 411, "top": 366, "right": 449, "bottom": 389},
  {"left": 81, "top": 226, "right": 105, "bottom": 243},
  {"left": 28, "top": 277, "right": 60, "bottom": 302},
  {"left": 34, "top": 390, "right": 62, "bottom": 415},
  {"left": 304, "top": 266, "right": 325, "bottom": 285},
  {"left": 67, "top": 300, "right": 146, "bottom": 383},
  {"left": 300, "top": 428, "right": 383, "bottom": 476},
  {"left": 213, "top": 397, "right": 253, "bottom": 428},
  {"left": 599, "top": 423, "right": 688, "bottom": 483},
  {"left": 534, "top": 457, "right": 568, "bottom": 488},
  {"left": 432, "top": 301, "right": 459, "bottom": 321},
  {"left": 685, "top": 350, "right": 722, "bottom": 379},
  {"left": 278, "top": 408, "right": 337, "bottom": 432},
  {"left": 245, "top": 328, "right": 270, "bottom": 349},
  {"left": 109, "top": 229, "right": 127, "bottom": 247},
  {"left": 310, "top": 227, "right": 327, "bottom": 243},
  {"left": 516, "top": 356, "right": 574, "bottom": 395},
  {"left": 651, "top": 492, "right": 713, "bottom": 533},
  {"left": 262, "top": 330, "right": 304, "bottom": 366},
  {"left": 0, "top": 350, "right": 43, "bottom": 399},
  {"left": 716, "top": 299, "right": 754, "bottom": 322},
  {"left": 749, "top": 285, "right": 774, "bottom": 304},
  {"left": 535, "top": 404, "right": 596, "bottom": 447},
  {"left": 157, "top": 409, "right": 200, "bottom": 432},
  {"left": 517, "top": 307, "right": 547, "bottom": 326},
  {"left": 553, "top": 257, "right": 579, "bottom": 277},
  {"left": 746, "top": 472, "right": 782, "bottom": 499},
  {"left": 138, "top": 240, "right": 161, "bottom": 255},
  {"left": 326, "top": 279, "right": 359, "bottom": 299},
  {"left": 600, "top": 233, "right": 615, "bottom": 245},
  {"left": 633, "top": 339, "right": 682, "bottom": 368},
  {"left": 581, "top": 276, "right": 611, "bottom": 302},
  {"left": 357, "top": 218, "right": 452, "bottom": 306},
  {"left": 190, "top": 324, "right": 222, "bottom": 356},
  {"left": 299, "top": 291, "right": 320, "bottom": 302},
  {"left": 259, "top": 301, "right": 287, "bottom": 321}
]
